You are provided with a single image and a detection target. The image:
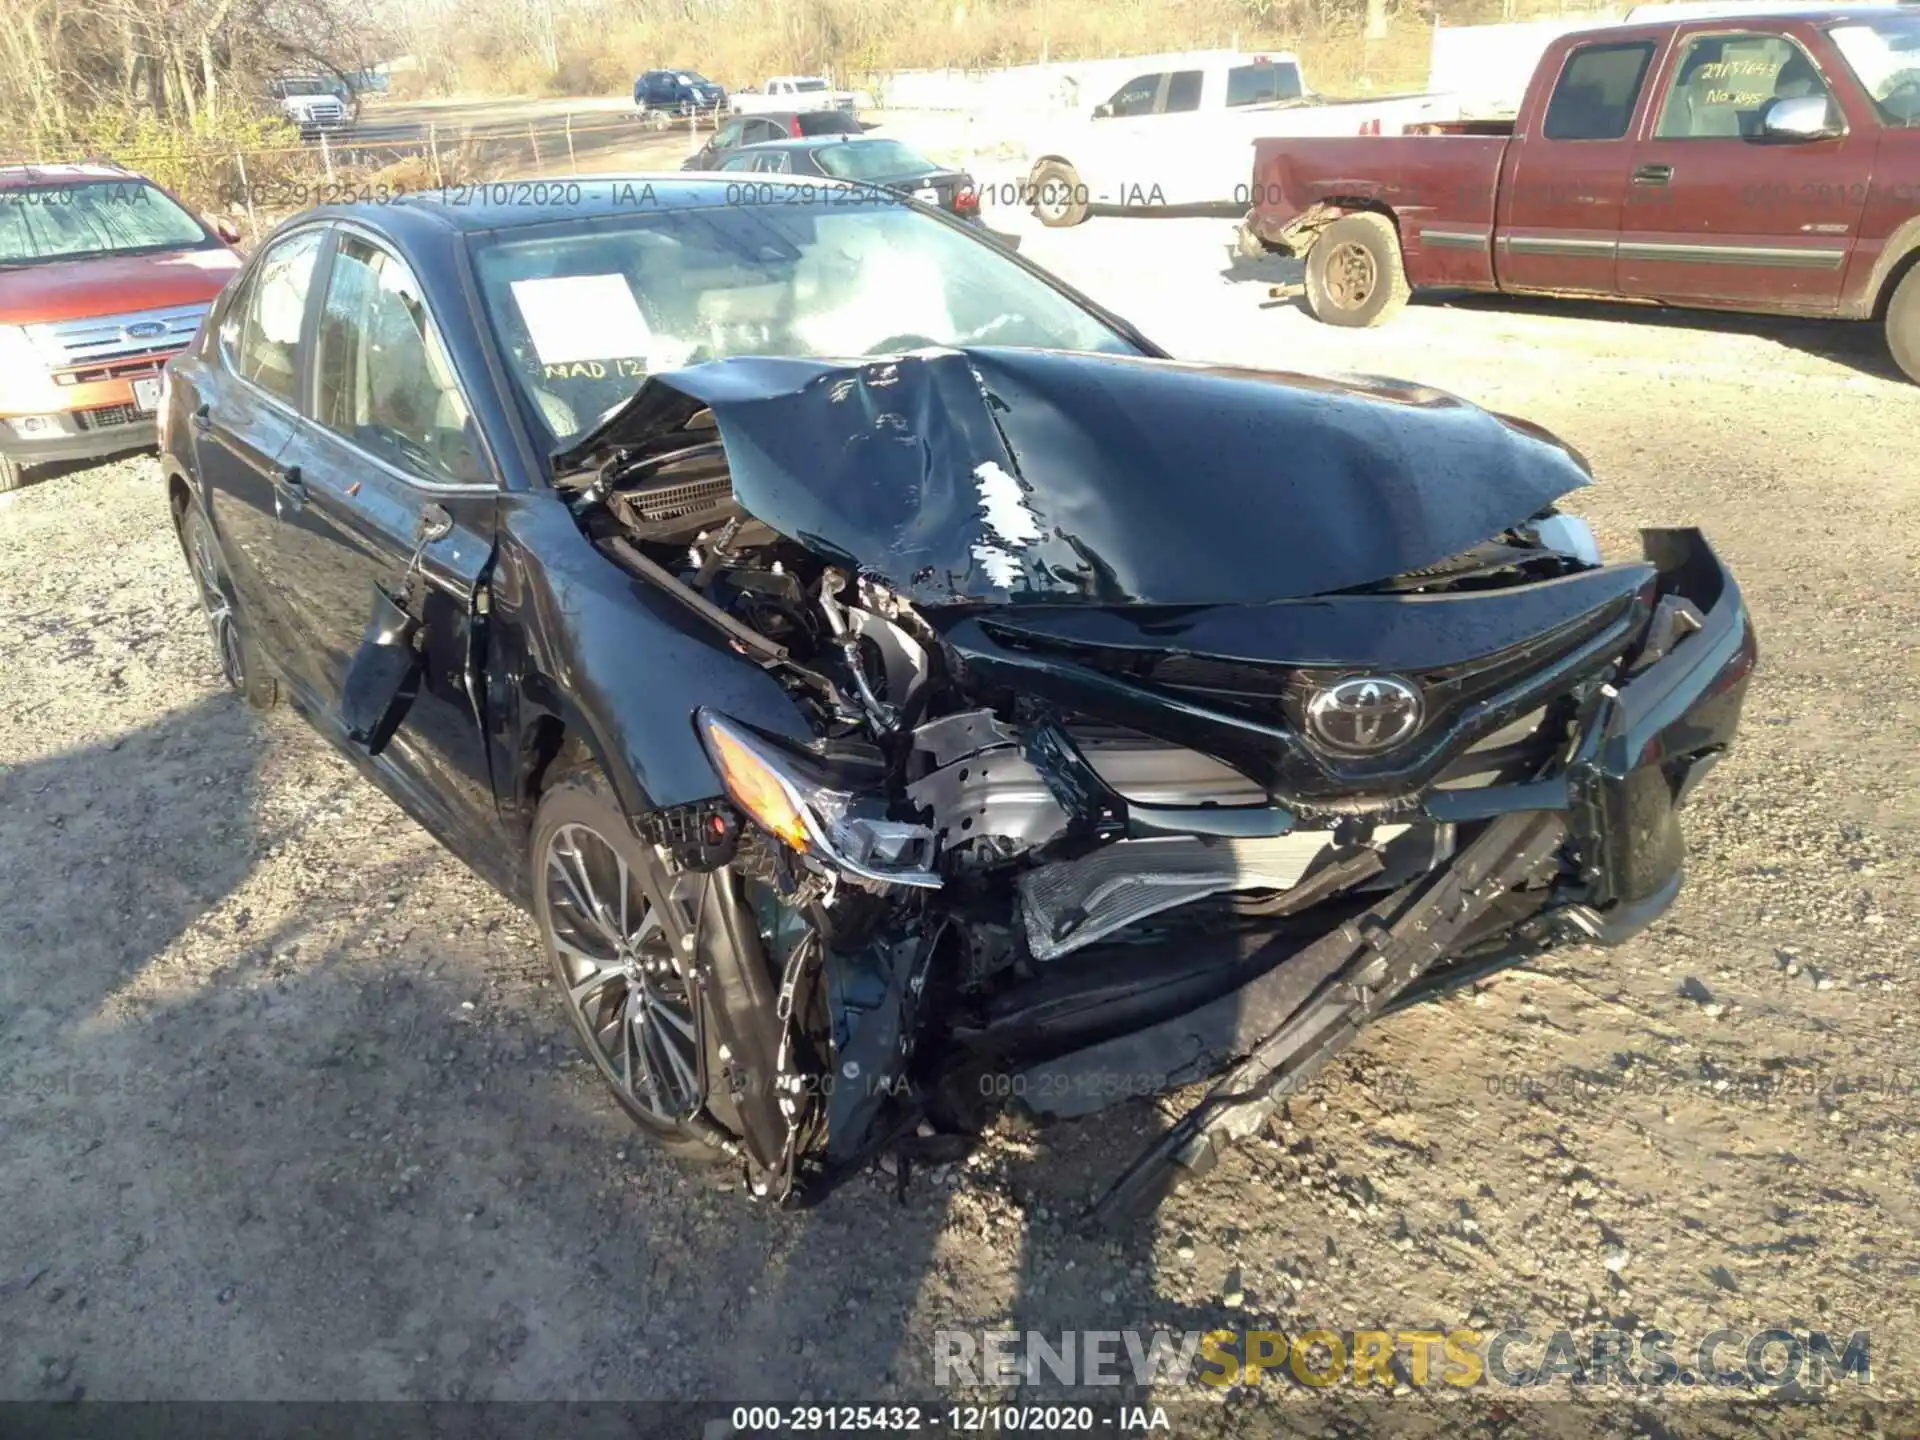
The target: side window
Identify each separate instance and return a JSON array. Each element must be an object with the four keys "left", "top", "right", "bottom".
[
  {"left": 312, "top": 234, "right": 485, "bottom": 487},
  {"left": 1163, "top": 70, "right": 1204, "bottom": 113},
  {"left": 1542, "top": 41, "right": 1657, "bottom": 140},
  {"left": 1654, "top": 34, "right": 1836, "bottom": 138},
  {"left": 1226, "top": 63, "right": 1304, "bottom": 106},
  {"left": 760, "top": 151, "right": 793, "bottom": 174},
  {"left": 1103, "top": 73, "right": 1164, "bottom": 117},
  {"left": 713, "top": 118, "right": 745, "bottom": 148},
  {"left": 229, "top": 227, "right": 323, "bottom": 403},
  {"left": 742, "top": 119, "right": 778, "bottom": 143}
]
